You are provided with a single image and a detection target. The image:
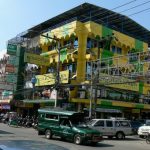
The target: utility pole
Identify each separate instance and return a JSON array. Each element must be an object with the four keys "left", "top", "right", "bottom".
[
  {"left": 89, "top": 61, "right": 93, "bottom": 118},
  {"left": 41, "top": 34, "right": 71, "bottom": 108}
]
